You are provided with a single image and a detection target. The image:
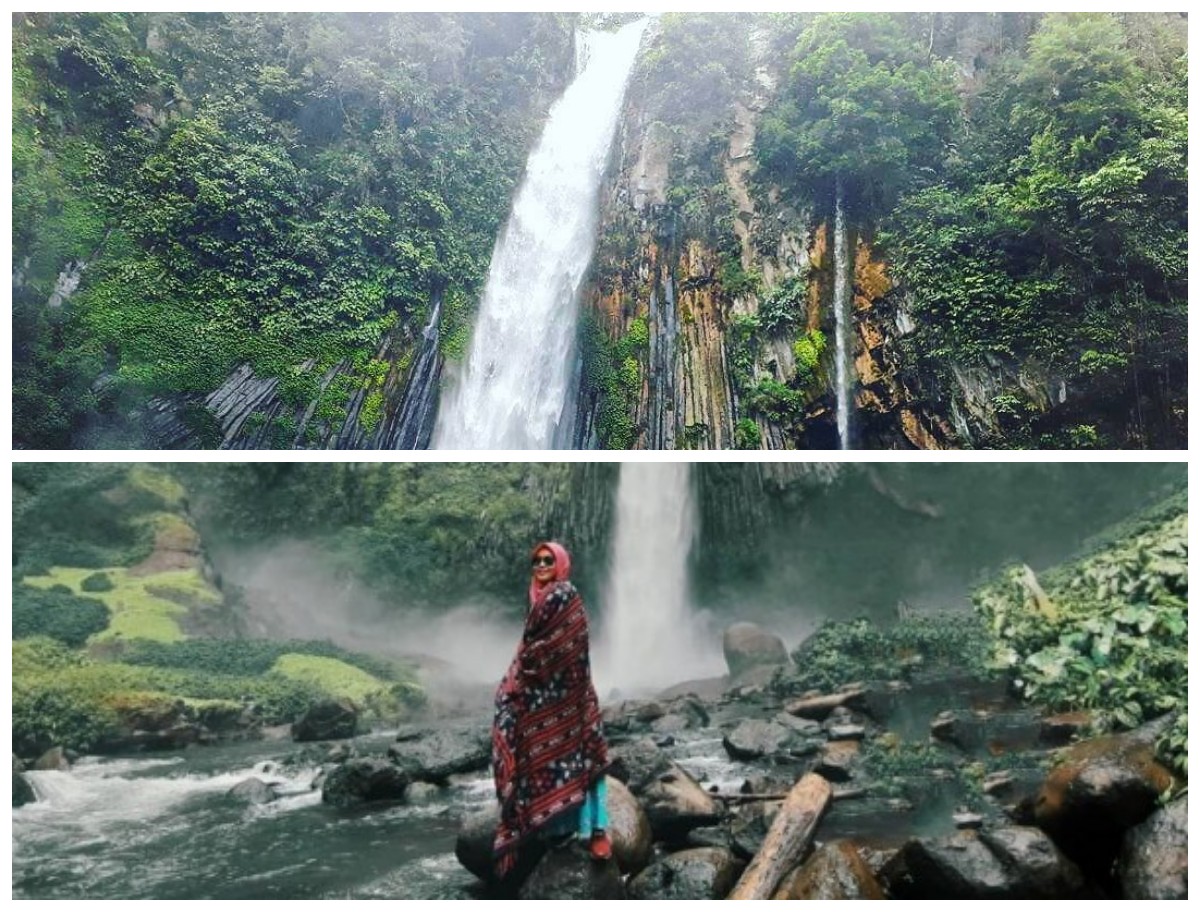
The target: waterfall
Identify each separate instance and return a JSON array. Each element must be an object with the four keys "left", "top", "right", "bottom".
[
  {"left": 833, "top": 179, "right": 852, "bottom": 449},
  {"left": 432, "top": 20, "right": 648, "bottom": 449},
  {"left": 594, "top": 463, "right": 722, "bottom": 696},
  {"left": 387, "top": 294, "right": 443, "bottom": 449}
]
